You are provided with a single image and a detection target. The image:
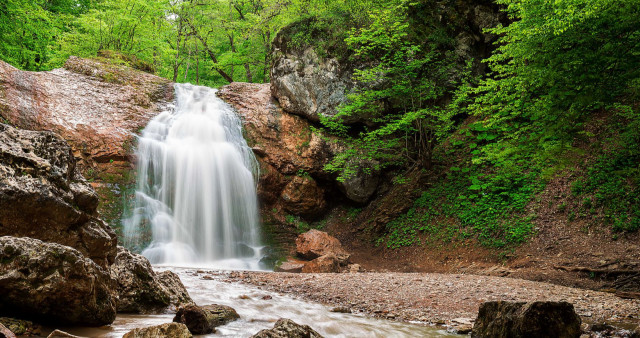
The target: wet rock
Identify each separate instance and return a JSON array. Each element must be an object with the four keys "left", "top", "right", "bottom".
[
  {"left": 123, "top": 323, "right": 192, "bottom": 338},
  {"left": 471, "top": 301, "right": 581, "bottom": 338},
  {"left": 330, "top": 307, "right": 352, "bottom": 314},
  {"left": 296, "top": 230, "right": 350, "bottom": 264},
  {"left": 173, "top": 304, "right": 239, "bottom": 334},
  {"left": 251, "top": 318, "right": 323, "bottom": 338},
  {"left": 110, "top": 246, "right": 193, "bottom": 313},
  {"left": 217, "top": 83, "right": 333, "bottom": 218},
  {"left": 0, "top": 318, "right": 41, "bottom": 336},
  {"left": 274, "top": 260, "right": 305, "bottom": 273},
  {"left": 46, "top": 329, "right": 85, "bottom": 338},
  {"left": 281, "top": 176, "right": 326, "bottom": 216},
  {"left": 336, "top": 159, "right": 380, "bottom": 204},
  {"left": 302, "top": 254, "right": 340, "bottom": 273},
  {"left": 0, "top": 237, "right": 117, "bottom": 326},
  {"left": 0, "top": 57, "right": 172, "bottom": 168},
  {"left": 0, "top": 124, "right": 117, "bottom": 267},
  {"left": 0, "top": 323, "right": 15, "bottom": 338}
]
